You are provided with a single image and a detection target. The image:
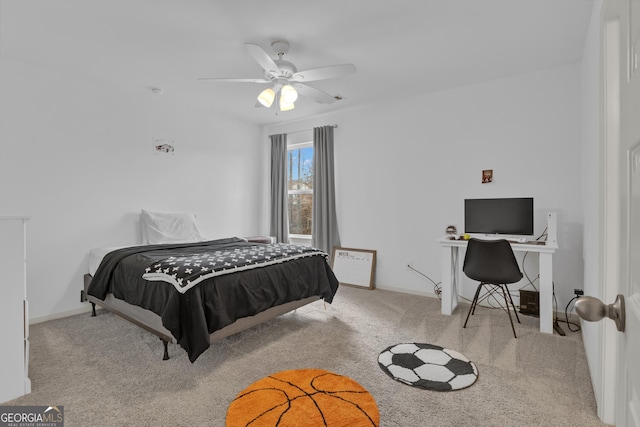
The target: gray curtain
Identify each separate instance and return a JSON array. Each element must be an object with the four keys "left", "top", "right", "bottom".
[
  {"left": 269, "top": 133, "right": 289, "bottom": 243},
  {"left": 312, "top": 126, "right": 340, "bottom": 254}
]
